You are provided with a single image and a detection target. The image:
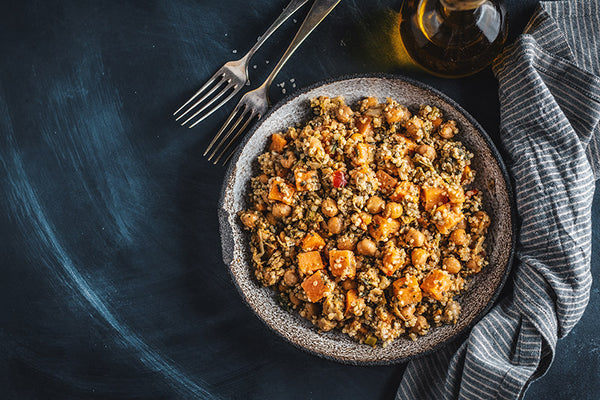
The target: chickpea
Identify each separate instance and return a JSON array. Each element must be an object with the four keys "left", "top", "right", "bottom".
[
  {"left": 341, "top": 279, "right": 357, "bottom": 291},
  {"left": 357, "top": 238, "right": 377, "bottom": 256},
  {"left": 266, "top": 212, "right": 277, "bottom": 225},
  {"left": 416, "top": 144, "right": 436, "bottom": 161},
  {"left": 328, "top": 216, "right": 343, "bottom": 235},
  {"left": 240, "top": 212, "right": 258, "bottom": 228},
  {"left": 283, "top": 270, "right": 299, "bottom": 286},
  {"left": 289, "top": 292, "right": 301, "bottom": 306},
  {"left": 366, "top": 195, "right": 385, "bottom": 214},
  {"left": 399, "top": 304, "right": 415, "bottom": 321},
  {"left": 383, "top": 202, "right": 403, "bottom": 219},
  {"left": 450, "top": 228, "right": 468, "bottom": 246},
  {"left": 405, "top": 228, "right": 425, "bottom": 247},
  {"left": 337, "top": 235, "right": 356, "bottom": 250},
  {"left": 272, "top": 202, "right": 291, "bottom": 219},
  {"left": 443, "top": 256, "right": 462, "bottom": 274},
  {"left": 258, "top": 174, "right": 269, "bottom": 184},
  {"left": 336, "top": 104, "right": 354, "bottom": 123},
  {"left": 411, "top": 248, "right": 429, "bottom": 266},
  {"left": 405, "top": 116, "right": 424, "bottom": 140},
  {"left": 411, "top": 315, "right": 429, "bottom": 334},
  {"left": 439, "top": 120, "right": 457, "bottom": 139},
  {"left": 304, "top": 303, "right": 320, "bottom": 318},
  {"left": 321, "top": 198, "right": 339, "bottom": 217},
  {"left": 467, "top": 257, "right": 482, "bottom": 273}
]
